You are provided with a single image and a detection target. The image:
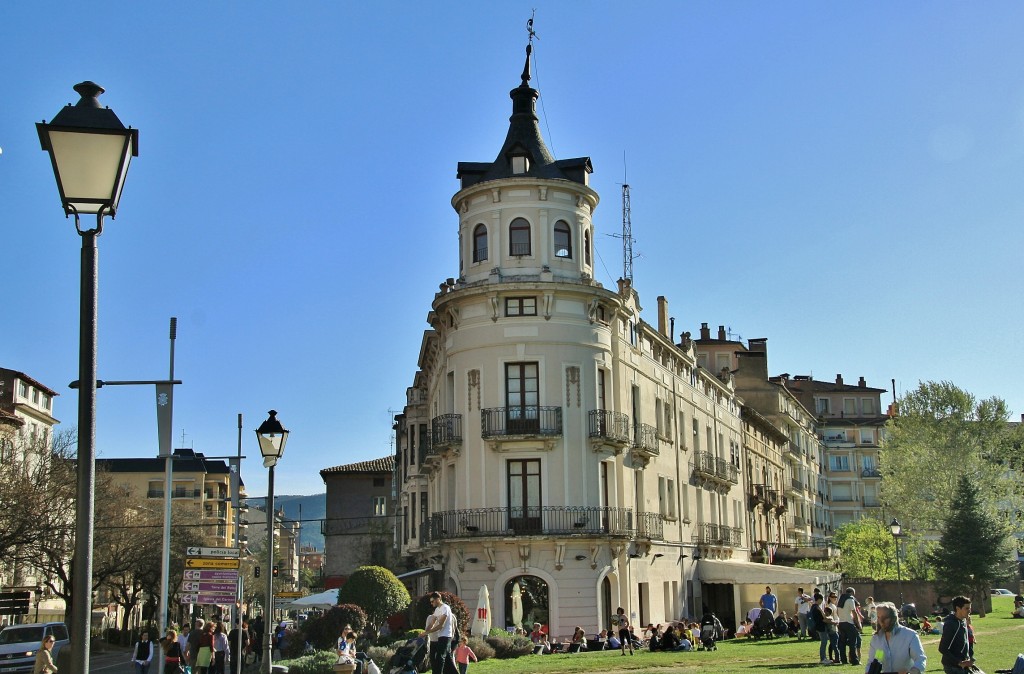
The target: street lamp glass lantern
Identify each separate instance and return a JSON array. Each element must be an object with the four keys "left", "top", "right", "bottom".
[
  {"left": 256, "top": 410, "right": 289, "bottom": 467},
  {"left": 889, "top": 518, "right": 902, "bottom": 537},
  {"left": 36, "top": 81, "right": 139, "bottom": 217}
]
